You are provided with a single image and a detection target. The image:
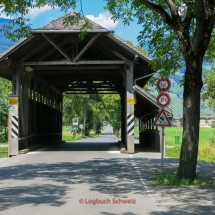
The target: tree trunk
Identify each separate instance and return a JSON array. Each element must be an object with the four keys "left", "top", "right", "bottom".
[{"left": 178, "top": 55, "right": 203, "bottom": 180}]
